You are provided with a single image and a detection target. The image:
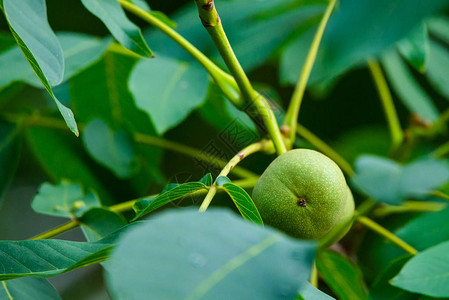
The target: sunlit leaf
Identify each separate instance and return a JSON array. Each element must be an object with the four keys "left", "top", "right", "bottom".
[
  {"left": 352, "top": 155, "right": 449, "bottom": 204},
  {"left": 392, "top": 240, "right": 449, "bottom": 298},
  {"left": 217, "top": 176, "right": 263, "bottom": 225},
  {"left": 1, "top": 0, "right": 78, "bottom": 135},
  {"left": 82, "top": 119, "right": 139, "bottom": 178},
  {"left": 129, "top": 56, "right": 209, "bottom": 134},
  {"left": 0, "top": 277, "right": 61, "bottom": 300},
  {"left": 106, "top": 208, "right": 316, "bottom": 300},
  {"left": 133, "top": 174, "right": 211, "bottom": 220},
  {"left": 382, "top": 50, "right": 439, "bottom": 123},
  {"left": 31, "top": 180, "right": 101, "bottom": 218},
  {"left": 317, "top": 250, "right": 368, "bottom": 300},
  {"left": 81, "top": 0, "right": 152, "bottom": 58},
  {"left": 398, "top": 23, "right": 428, "bottom": 72}
]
